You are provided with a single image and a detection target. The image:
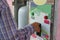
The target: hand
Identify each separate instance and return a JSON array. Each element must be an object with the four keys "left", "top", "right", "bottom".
[{"left": 31, "top": 22, "right": 41, "bottom": 33}]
